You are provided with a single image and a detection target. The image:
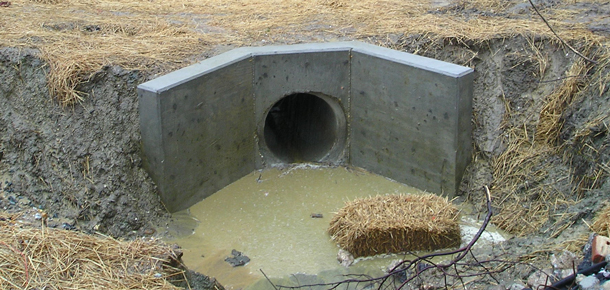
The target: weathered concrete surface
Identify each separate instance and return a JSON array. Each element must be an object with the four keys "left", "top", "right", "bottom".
[
  {"left": 252, "top": 49, "right": 350, "bottom": 166},
  {"left": 350, "top": 42, "right": 473, "bottom": 195},
  {"left": 139, "top": 54, "right": 255, "bottom": 211},
  {"left": 138, "top": 41, "right": 474, "bottom": 212}
]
